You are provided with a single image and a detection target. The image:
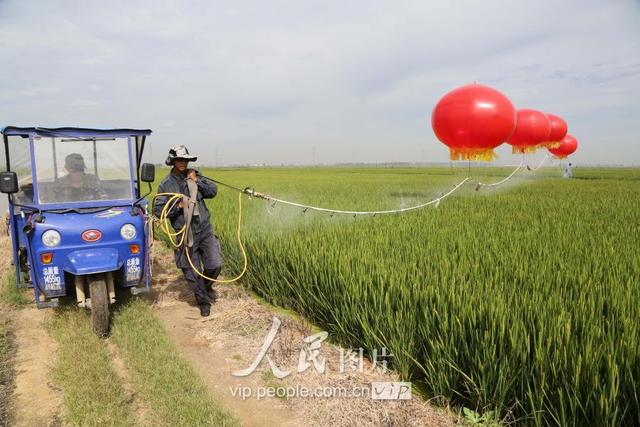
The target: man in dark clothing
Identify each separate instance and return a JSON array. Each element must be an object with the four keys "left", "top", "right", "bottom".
[
  {"left": 153, "top": 145, "right": 222, "bottom": 317},
  {"left": 53, "top": 153, "right": 108, "bottom": 202}
]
